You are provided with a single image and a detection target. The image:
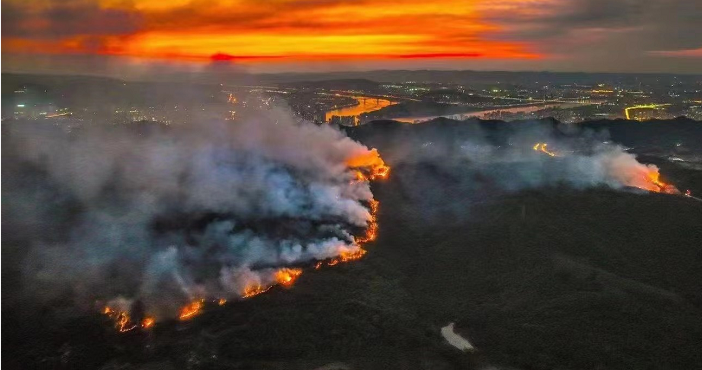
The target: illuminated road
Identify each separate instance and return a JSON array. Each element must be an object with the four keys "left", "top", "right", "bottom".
[{"left": 44, "top": 112, "right": 72, "bottom": 118}]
